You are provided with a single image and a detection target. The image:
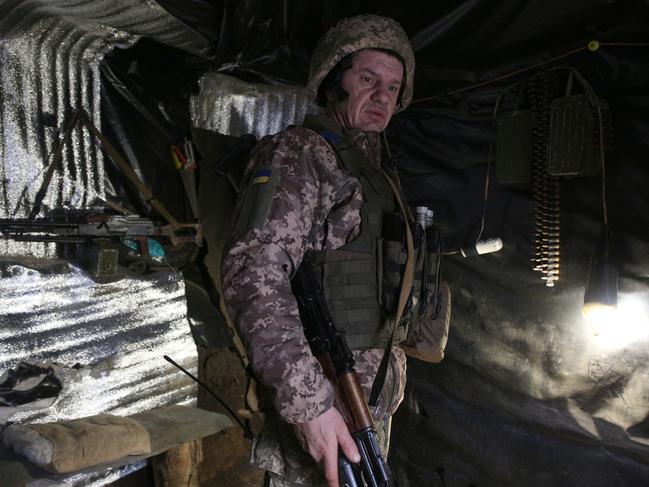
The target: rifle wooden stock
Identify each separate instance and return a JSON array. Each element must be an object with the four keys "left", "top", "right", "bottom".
[
  {"left": 338, "top": 371, "right": 373, "bottom": 433},
  {"left": 315, "top": 352, "right": 373, "bottom": 433}
]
